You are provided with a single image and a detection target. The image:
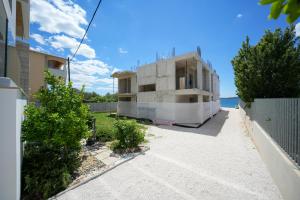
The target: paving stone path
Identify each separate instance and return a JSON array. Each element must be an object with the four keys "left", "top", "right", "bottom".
[{"left": 56, "top": 108, "right": 282, "bottom": 200}]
